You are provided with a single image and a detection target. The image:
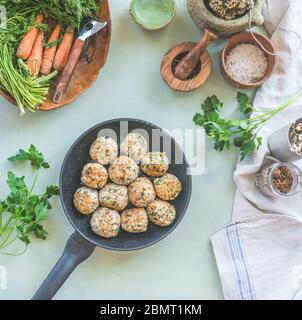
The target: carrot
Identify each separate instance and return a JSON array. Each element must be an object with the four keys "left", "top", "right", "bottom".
[
  {"left": 17, "top": 13, "right": 44, "bottom": 60},
  {"left": 40, "top": 24, "right": 62, "bottom": 75},
  {"left": 27, "top": 31, "right": 44, "bottom": 76},
  {"left": 53, "top": 30, "right": 75, "bottom": 71}
]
